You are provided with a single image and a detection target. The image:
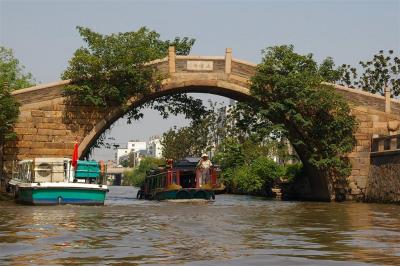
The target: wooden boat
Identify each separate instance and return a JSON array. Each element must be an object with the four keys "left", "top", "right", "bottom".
[
  {"left": 138, "top": 158, "right": 221, "bottom": 201},
  {"left": 8, "top": 158, "right": 108, "bottom": 205}
]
